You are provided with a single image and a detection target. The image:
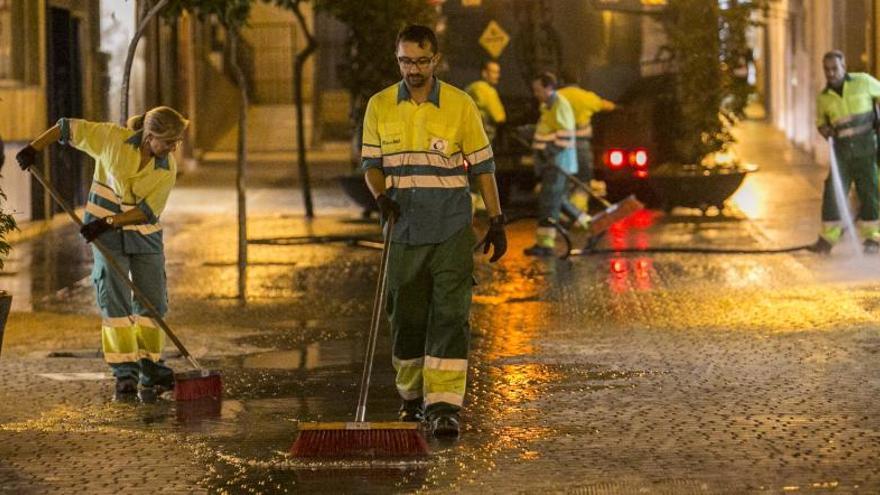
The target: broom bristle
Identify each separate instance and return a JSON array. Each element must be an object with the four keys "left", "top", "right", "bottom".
[
  {"left": 173, "top": 370, "right": 223, "bottom": 401},
  {"left": 290, "top": 423, "right": 429, "bottom": 458},
  {"left": 589, "top": 195, "right": 644, "bottom": 236}
]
